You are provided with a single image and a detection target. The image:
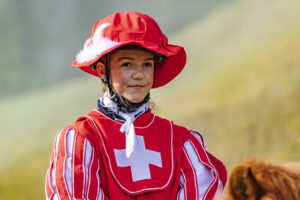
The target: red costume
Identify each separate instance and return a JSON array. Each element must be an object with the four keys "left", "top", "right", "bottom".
[{"left": 45, "top": 109, "right": 227, "bottom": 200}]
